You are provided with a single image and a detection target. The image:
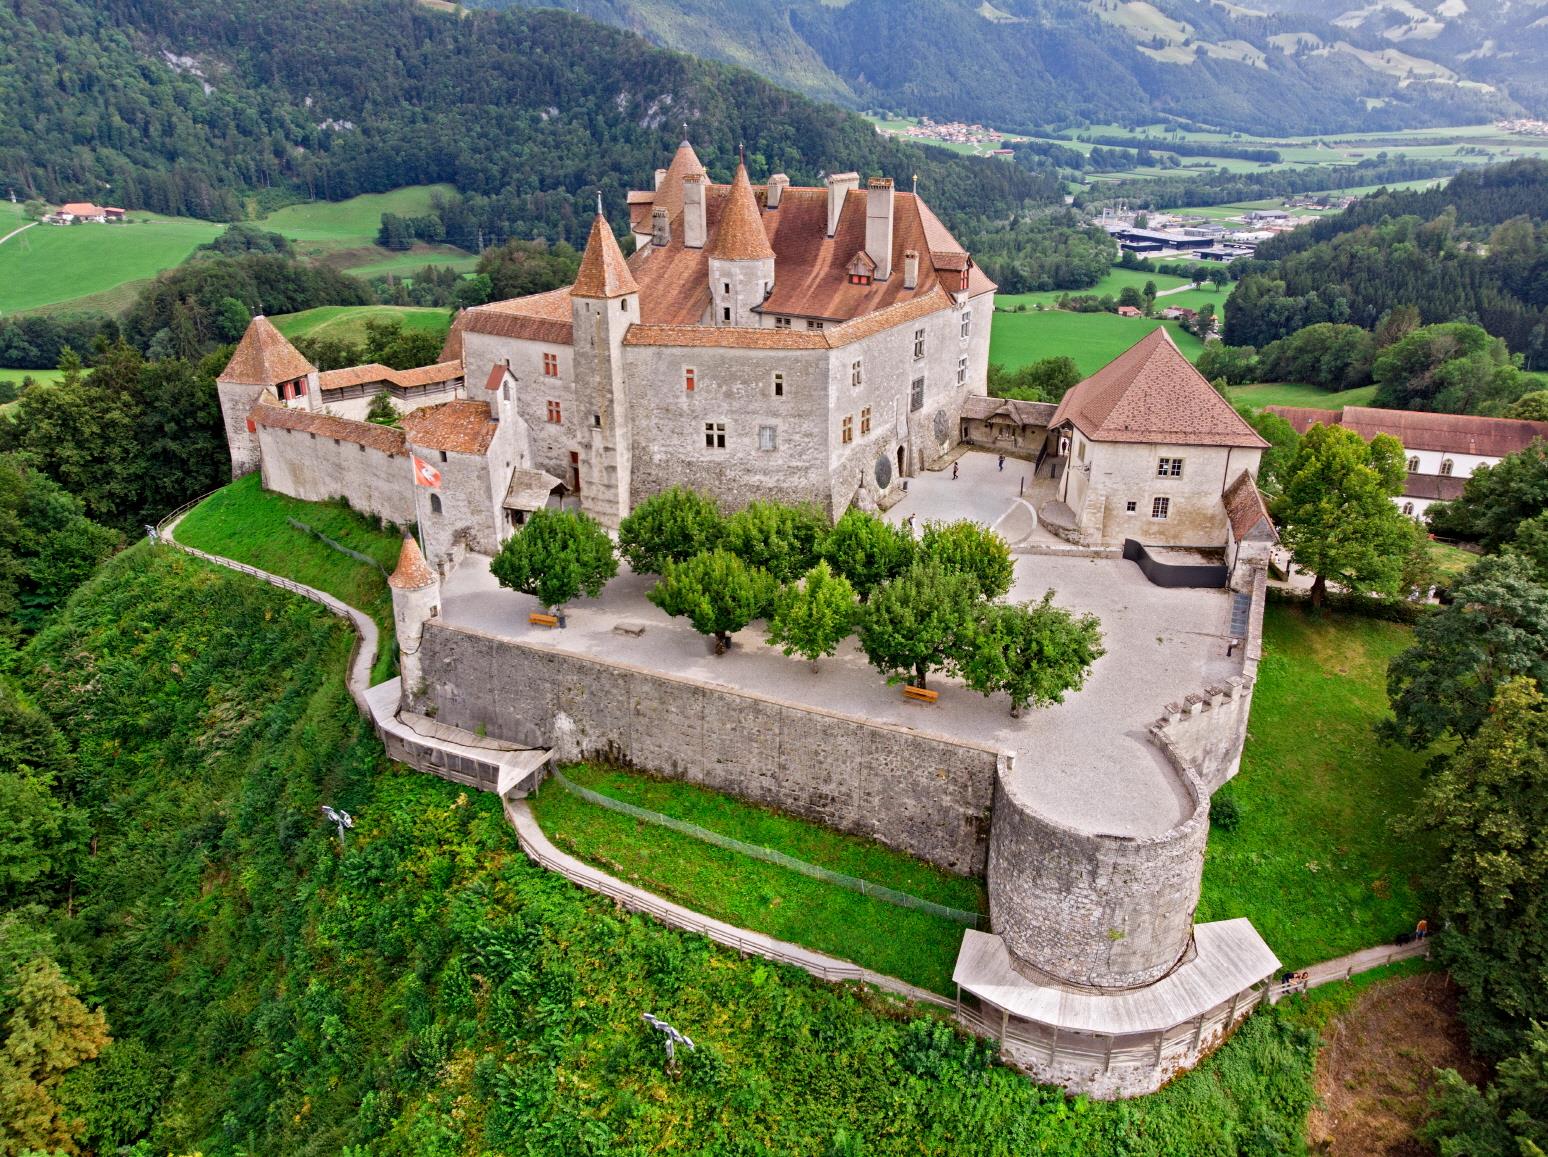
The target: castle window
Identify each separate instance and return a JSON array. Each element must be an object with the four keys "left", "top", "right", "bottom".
[
  {"left": 1440, "top": 458, "right": 1455, "bottom": 476},
  {"left": 543, "top": 353, "right": 559, "bottom": 377},
  {"left": 841, "top": 415, "right": 853, "bottom": 445},
  {"left": 914, "top": 328, "right": 925, "bottom": 360},
  {"left": 1403, "top": 502, "right": 1415, "bottom": 516},
  {"left": 593, "top": 413, "right": 601, "bottom": 428},
  {"left": 851, "top": 360, "right": 862, "bottom": 388},
  {"left": 546, "top": 400, "right": 562, "bottom": 424},
  {"left": 723, "top": 282, "right": 730, "bottom": 295},
  {"left": 620, "top": 298, "right": 628, "bottom": 312},
  {"left": 911, "top": 376, "right": 925, "bottom": 412},
  {"left": 773, "top": 373, "right": 785, "bottom": 398},
  {"left": 1407, "top": 456, "right": 1420, "bottom": 472},
  {"left": 503, "top": 383, "right": 511, "bottom": 403},
  {"left": 722, "top": 307, "right": 731, "bottom": 322},
  {"left": 957, "top": 357, "right": 967, "bottom": 386},
  {"left": 960, "top": 309, "right": 972, "bottom": 340},
  {"left": 1157, "top": 457, "right": 1184, "bottom": 478},
  {"left": 848, "top": 273, "right": 871, "bottom": 286},
  {"left": 685, "top": 367, "right": 696, "bottom": 392},
  {"left": 758, "top": 425, "right": 777, "bottom": 452},
  {"left": 861, "top": 406, "right": 872, "bottom": 435},
  {"left": 775, "top": 316, "right": 791, "bottom": 330},
  {"left": 1126, "top": 501, "right": 1137, "bottom": 512},
  {"left": 430, "top": 494, "right": 443, "bottom": 515},
  {"left": 704, "top": 421, "right": 726, "bottom": 449},
  {"left": 1151, "top": 497, "right": 1170, "bottom": 520},
  {"left": 807, "top": 319, "right": 824, "bottom": 331}
]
